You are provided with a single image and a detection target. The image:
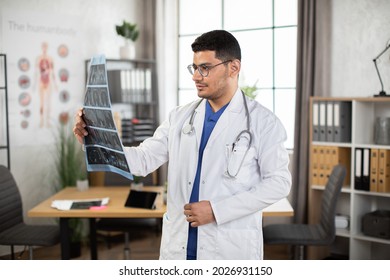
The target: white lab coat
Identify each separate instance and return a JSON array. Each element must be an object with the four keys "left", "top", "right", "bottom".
[{"left": 124, "top": 88, "right": 291, "bottom": 260}]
